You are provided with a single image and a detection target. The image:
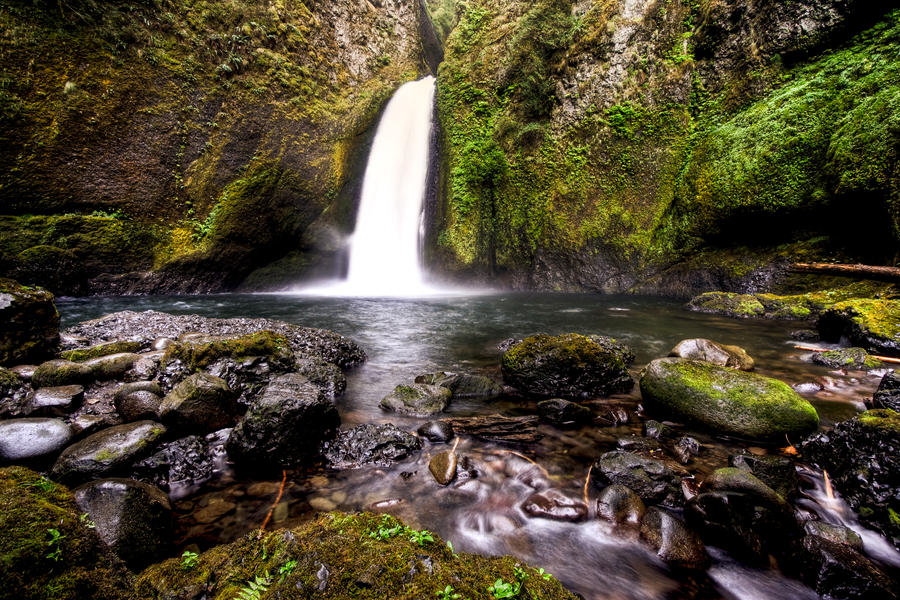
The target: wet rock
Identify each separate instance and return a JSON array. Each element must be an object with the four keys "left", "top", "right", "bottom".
[
  {"left": 728, "top": 453, "right": 799, "bottom": 500},
  {"left": 82, "top": 352, "right": 142, "bottom": 380},
  {"left": 0, "top": 278, "right": 59, "bottom": 366},
  {"left": 804, "top": 521, "right": 863, "bottom": 551},
  {"left": 32, "top": 359, "right": 93, "bottom": 388},
  {"left": 69, "top": 413, "right": 107, "bottom": 437},
  {"left": 537, "top": 398, "right": 592, "bottom": 428},
  {"left": 522, "top": 489, "right": 588, "bottom": 522},
  {"left": 380, "top": 383, "right": 451, "bottom": 416},
  {"left": 672, "top": 436, "right": 701, "bottom": 465},
  {"left": 497, "top": 338, "right": 521, "bottom": 352},
  {"left": 640, "top": 507, "right": 709, "bottom": 570},
  {"left": 501, "top": 333, "right": 633, "bottom": 399},
  {"left": 872, "top": 371, "right": 900, "bottom": 411},
  {"left": 114, "top": 381, "right": 163, "bottom": 422},
  {"left": 811, "top": 347, "right": 883, "bottom": 370},
  {"left": 597, "top": 405, "right": 629, "bottom": 426},
  {"left": 704, "top": 467, "right": 789, "bottom": 510},
  {"left": 60, "top": 340, "right": 144, "bottom": 362},
  {"left": 802, "top": 409, "right": 900, "bottom": 548},
  {"left": 417, "top": 420, "right": 455, "bottom": 443},
  {"left": 687, "top": 292, "right": 765, "bottom": 318},
  {"left": 792, "top": 535, "right": 898, "bottom": 600},
  {"left": 227, "top": 373, "right": 339, "bottom": 470},
  {"left": 0, "top": 367, "right": 32, "bottom": 417},
  {"left": 205, "top": 355, "right": 282, "bottom": 407},
  {"left": 639, "top": 358, "right": 819, "bottom": 441},
  {"left": 27, "top": 384, "right": 83, "bottom": 416},
  {"left": 158, "top": 372, "right": 239, "bottom": 433},
  {"left": 0, "top": 418, "right": 73, "bottom": 465},
  {"left": 51, "top": 420, "right": 167, "bottom": 486},
  {"left": 445, "top": 373, "right": 503, "bottom": 399},
  {"left": 616, "top": 436, "right": 661, "bottom": 453},
  {"left": 415, "top": 372, "right": 455, "bottom": 386},
  {"left": 124, "top": 355, "right": 159, "bottom": 383},
  {"left": 295, "top": 356, "right": 347, "bottom": 398},
  {"left": 591, "top": 450, "right": 683, "bottom": 507},
  {"left": 132, "top": 429, "right": 230, "bottom": 494},
  {"left": 323, "top": 423, "right": 421, "bottom": 469},
  {"left": 429, "top": 450, "right": 457, "bottom": 485},
  {"left": 643, "top": 419, "right": 675, "bottom": 440},
  {"left": 62, "top": 310, "right": 366, "bottom": 368},
  {"left": 818, "top": 299, "right": 900, "bottom": 357},
  {"left": 9, "top": 364, "right": 36, "bottom": 381},
  {"left": 587, "top": 335, "right": 636, "bottom": 366},
  {"left": 791, "top": 329, "right": 820, "bottom": 342},
  {"left": 668, "top": 338, "right": 755, "bottom": 371},
  {"left": 73, "top": 478, "right": 173, "bottom": 570},
  {"left": 595, "top": 484, "right": 645, "bottom": 526}
]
